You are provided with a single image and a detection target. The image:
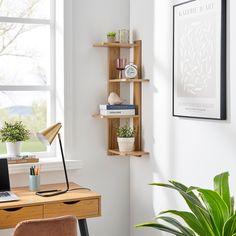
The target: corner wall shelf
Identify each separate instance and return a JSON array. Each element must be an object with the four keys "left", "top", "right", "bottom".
[
  {"left": 93, "top": 42, "right": 136, "bottom": 48},
  {"left": 93, "top": 40, "right": 149, "bottom": 157},
  {"left": 108, "top": 149, "right": 149, "bottom": 157},
  {"left": 109, "top": 79, "right": 149, "bottom": 83},
  {"left": 92, "top": 114, "right": 139, "bottom": 119}
]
